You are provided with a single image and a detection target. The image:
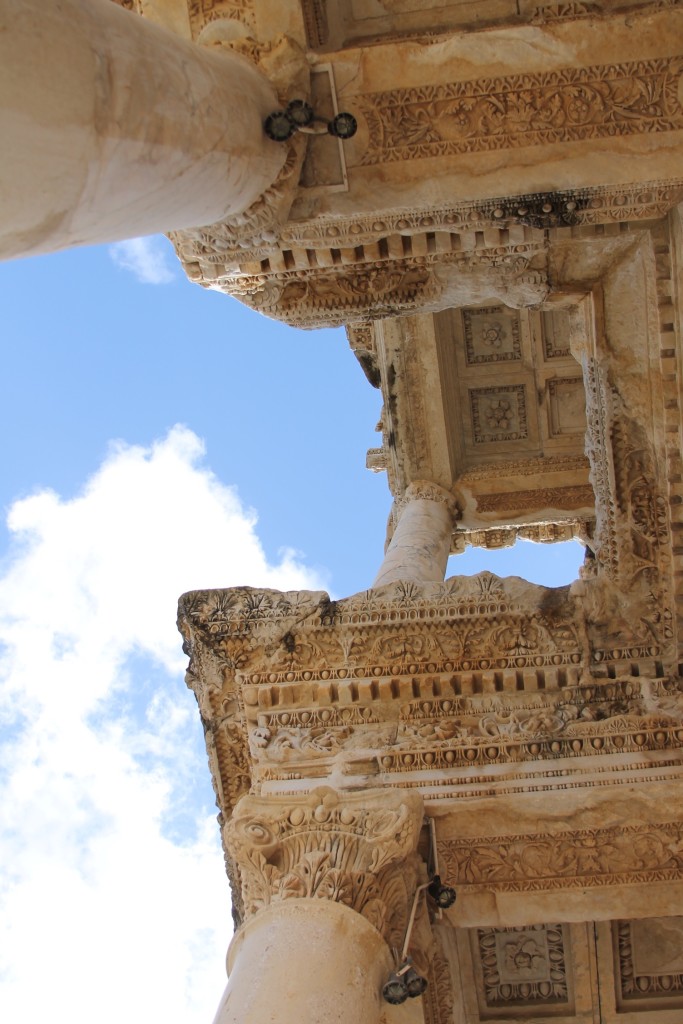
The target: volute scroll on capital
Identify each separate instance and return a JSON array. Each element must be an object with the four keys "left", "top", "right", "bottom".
[{"left": 225, "top": 786, "right": 424, "bottom": 947}]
